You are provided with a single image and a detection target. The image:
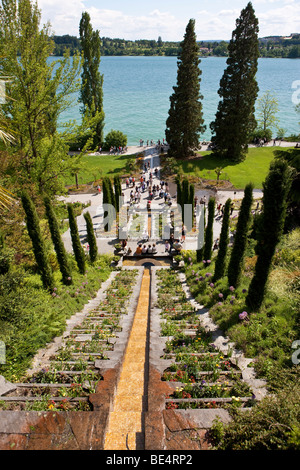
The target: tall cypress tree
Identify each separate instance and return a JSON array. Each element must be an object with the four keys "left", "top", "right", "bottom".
[
  {"left": 79, "top": 11, "right": 105, "bottom": 148},
  {"left": 21, "top": 192, "right": 54, "bottom": 292},
  {"left": 227, "top": 183, "right": 253, "bottom": 287},
  {"left": 44, "top": 196, "right": 72, "bottom": 285},
  {"left": 84, "top": 211, "right": 98, "bottom": 263},
  {"left": 210, "top": 2, "right": 259, "bottom": 162},
  {"left": 246, "top": 161, "right": 291, "bottom": 310},
  {"left": 113, "top": 175, "right": 122, "bottom": 214},
  {"left": 189, "top": 184, "right": 195, "bottom": 227},
  {"left": 176, "top": 176, "right": 182, "bottom": 208},
  {"left": 102, "top": 177, "right": 114, "bottom": 232},
  {"left": 203, "top": 197, "right": 215, "bottom": 261},
  {"left": 165, "top": 19, "right": 205, "bottom": 159},
  {"left": 67, "top": 203, "right": 86, "bottom": 274},
  {"left": 213, "top": 198, "right": 231, "bottom": 282}
]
